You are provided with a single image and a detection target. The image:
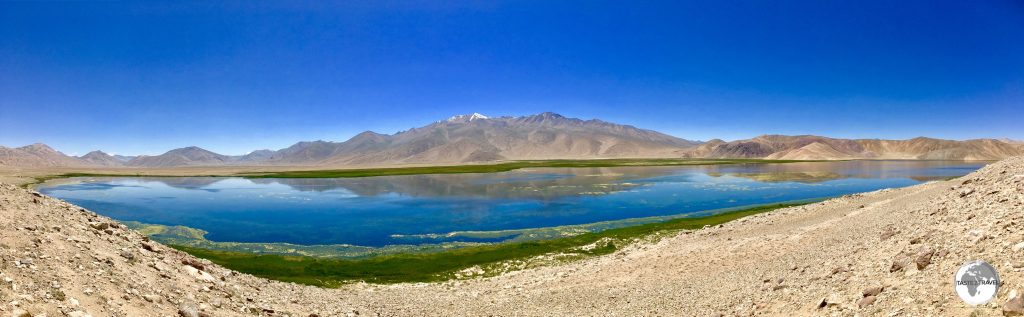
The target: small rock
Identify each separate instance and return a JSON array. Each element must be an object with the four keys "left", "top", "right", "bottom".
[
  {"left": 879, "top": 227, "right": 898, "bottom": 240},
  {"left": 141, "top": 242, "right": 160, "bottom": 253},
  {"left": 862, "top": 286, "right": 884, "bottom": 297},
  {"left": 858, "top": 295, "right": 877, "bottom": 308},
  {"left": 830, "top": 266, "right": 849, "bottom": 275},
  {"left": 1005, "top": 293, "right": 1024, "bottom": 316},
  {"left": 915, "top": 248, "right": 935, "bottom": 270},
  {"left": 88, "top": 222, "right": 109, "bottom": 230},
  {"left": 1012, "top": 242, "right": 1024, "bottom": 252},
  {"left": 179, "top": 301, "right": 200, "bottom": 317},
  {"left": 183, "top": 265, "right": 216, "bottom": 282},
  {"left": 10, "top": 309, "right": 31, "bottom": 317},
  {"left": 182, "top": 258, "right": 205, "bottom": 271},
  {"left": 890, "top": 259, "right": 906, "bottom": 273},
  {"left": 120, "top": 250, "right": 135, "bottom": 261},
  {"left": 817, "top": 293, "right": 843, "bottom": 309},
  {"left": 143, "top": 294, "right": 162, "bottom": 303},
  {"left": 960, "top": 188, "right": 976, "bottom": 197}
]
